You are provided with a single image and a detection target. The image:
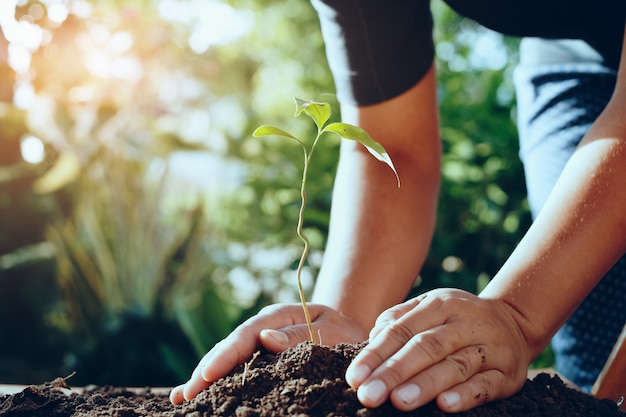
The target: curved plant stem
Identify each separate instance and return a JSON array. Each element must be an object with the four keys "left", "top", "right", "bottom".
[{"left": 296, "top": 141, "right": 316, "bottom": 344}]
